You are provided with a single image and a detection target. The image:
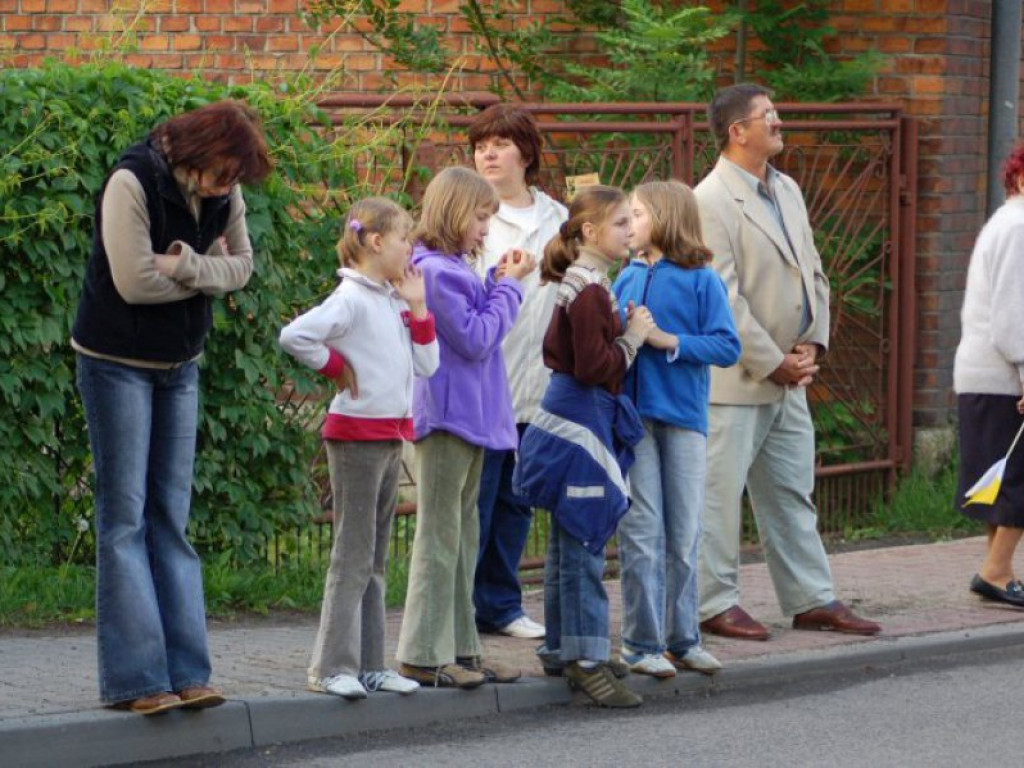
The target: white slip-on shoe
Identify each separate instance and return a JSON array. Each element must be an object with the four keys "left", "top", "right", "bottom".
[
  {"left": 308, "top": 673, "right": 367, "bottom": 699},
  {"left": 620, "top": 651, "right": 677, "bottom": 678},
  {"left": 666, "top": 645, "right": 723, "bottom": 675},
  {"left": 359, "top": 669, "right": 419, "bottom": 694},
  {"left": 498, "top": 615, "right": 546, "bottom": 639}
]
